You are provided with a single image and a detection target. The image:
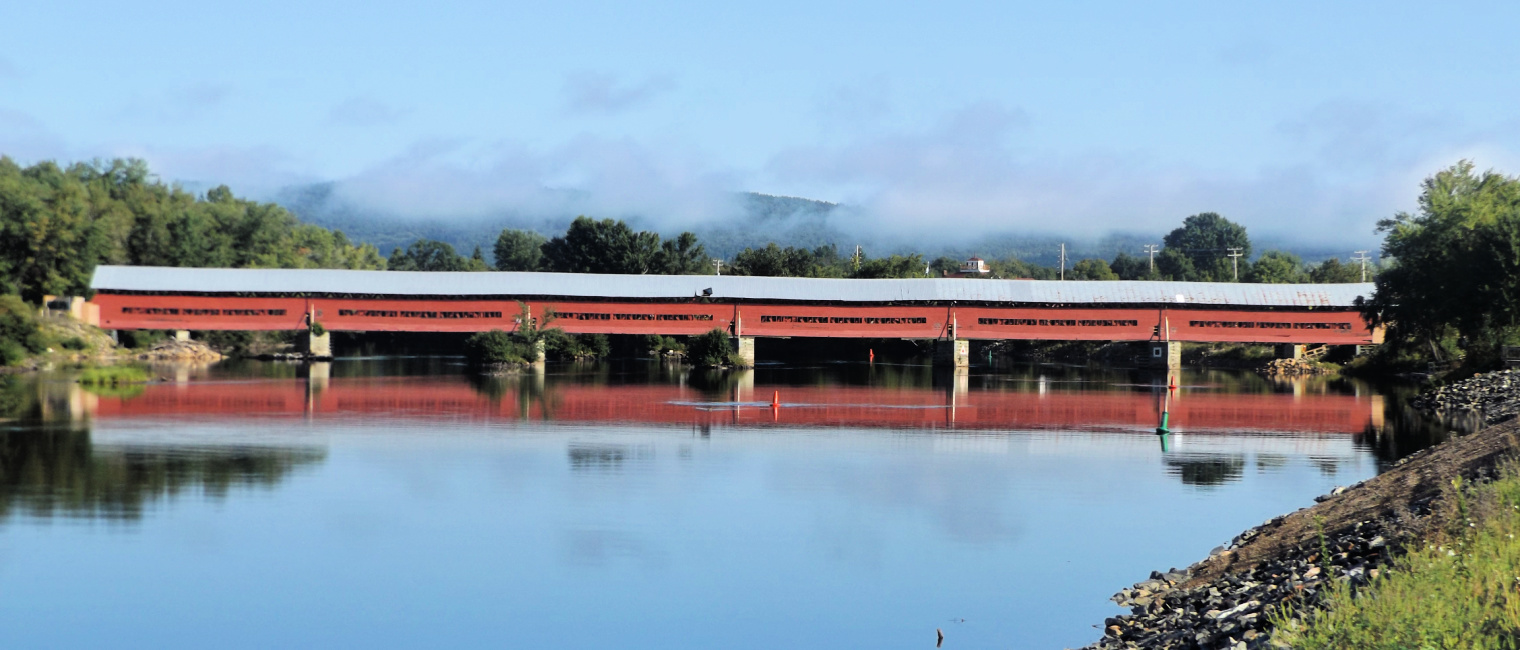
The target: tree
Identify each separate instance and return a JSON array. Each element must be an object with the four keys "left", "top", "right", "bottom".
[
  {"left": 1361, "top": 161, "right": 1520, "bottom": 366},
  {"left": 388, "top": 239, "right": 468, "bottom": 272},
  {"left": 0, "top": 157, "right": 391, "bottom": 301},
  {"left": 1308, "top": 258, "right": 1363, "bottom": 284},
  {"left": 653, "top": 231, "right": 708, "bottom": 275},
  {"left": 928, "top": 256, "right": 961, "bottom": 277},
  {"left": 541, "top": 216, "right": 660, "bottom": 274},
  {"left": 1160, "top": 212, "right": 1251, "bottom": 281},
  {"left": 1070, "top": 258, "right": 1118, "bottom": 280},
  {"left": 853, "top": 253, "right": 926, "bottom": 279},
  {"left": 493, "top": 229, "right": 546, "bottom": 271},
  {"left": 987, "top": 256, "right": 1057, "bottom": 280},
  {"left": 1109, "top": 252, "right": 1153, "bottom": 280},
  {"left": 730, "top": 244, "right": 844, "bottom": 277},
  {"left": 465, "top": 246, "right": 492, "bottom": 272},
  {"left": 1245, "top": 250, "right": 1305, "bottom": 284}
]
